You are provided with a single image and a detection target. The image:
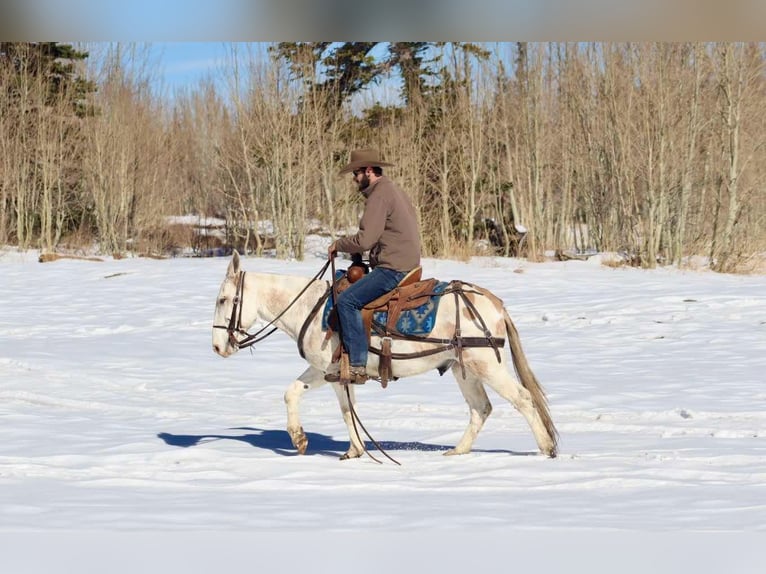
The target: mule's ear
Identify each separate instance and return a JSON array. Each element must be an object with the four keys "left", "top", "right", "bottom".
[{"left": 227, "top": 250, "right": 240, "bottom": 278}]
